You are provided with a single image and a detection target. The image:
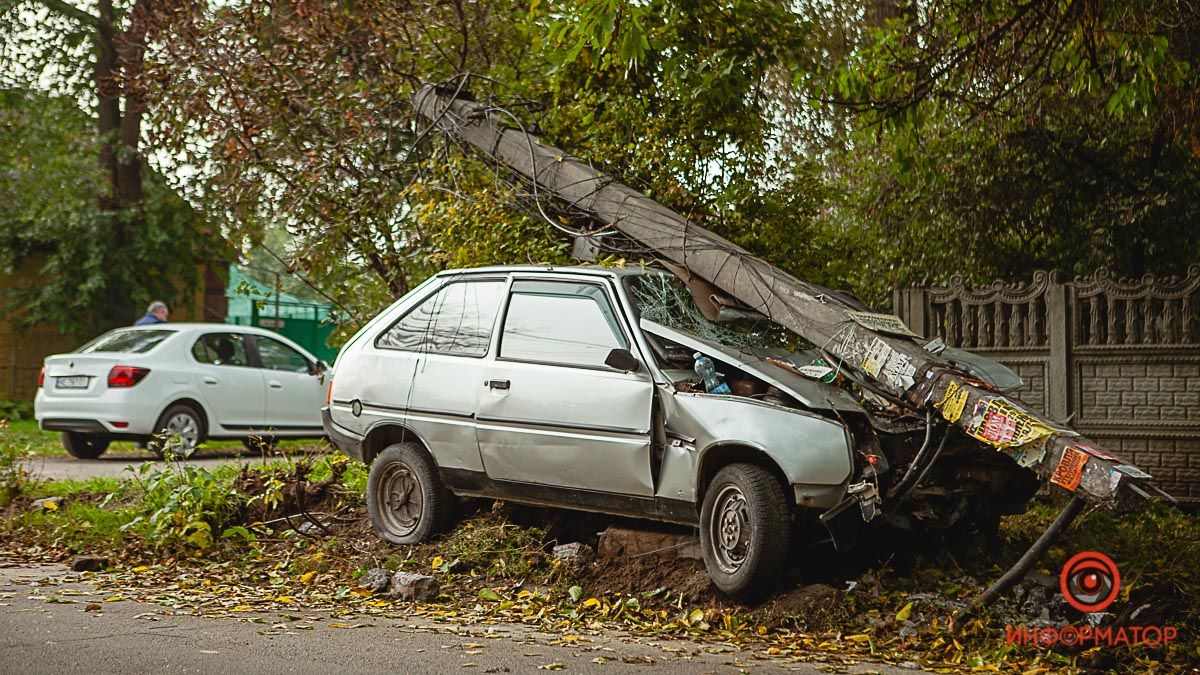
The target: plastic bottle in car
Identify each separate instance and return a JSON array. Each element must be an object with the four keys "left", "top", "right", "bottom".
[{"left": 693, "top": 352, "right": 731, "bottom": 394}]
